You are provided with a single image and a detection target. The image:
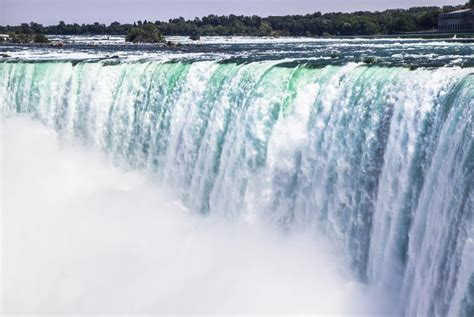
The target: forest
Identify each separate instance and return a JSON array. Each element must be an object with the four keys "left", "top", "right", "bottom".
[{"left": 0, "top": 3, "right": 472, "bottom": 41}]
